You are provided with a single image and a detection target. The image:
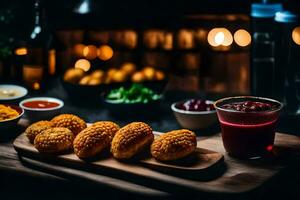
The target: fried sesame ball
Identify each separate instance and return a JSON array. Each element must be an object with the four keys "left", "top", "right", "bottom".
[
  {"left": 51, "top": 114, "right": 86, "bottom": 135},
  {"left": 111, "top": 122, "right": 154, "bottom": 159},
  {"left": 151, "top": 129, "right": 197, "bottom": 161},
  {"left": 74, "top": 121, "right": 119, "bottom": 158},
  {"left": 34, "top": 127, "right": 74, "bottom": 154},
  {"left": 25, "top": 120, "right": 53, "bottom": 143}
]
